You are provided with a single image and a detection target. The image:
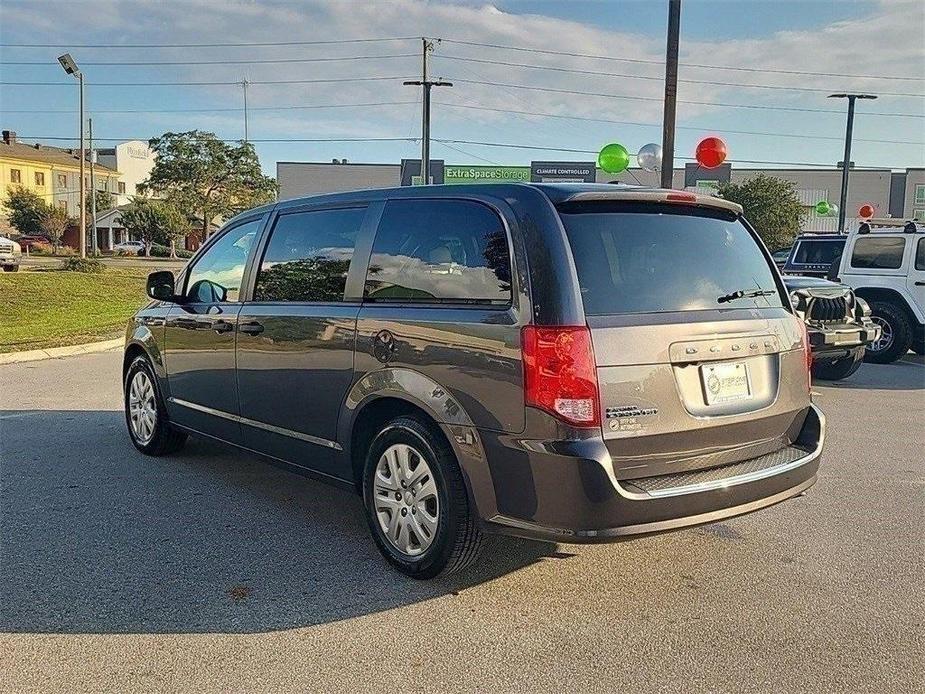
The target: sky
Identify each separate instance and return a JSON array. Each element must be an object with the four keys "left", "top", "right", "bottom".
[{"left": 1, "top": 0, "right": 923, "bottom": 177}]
